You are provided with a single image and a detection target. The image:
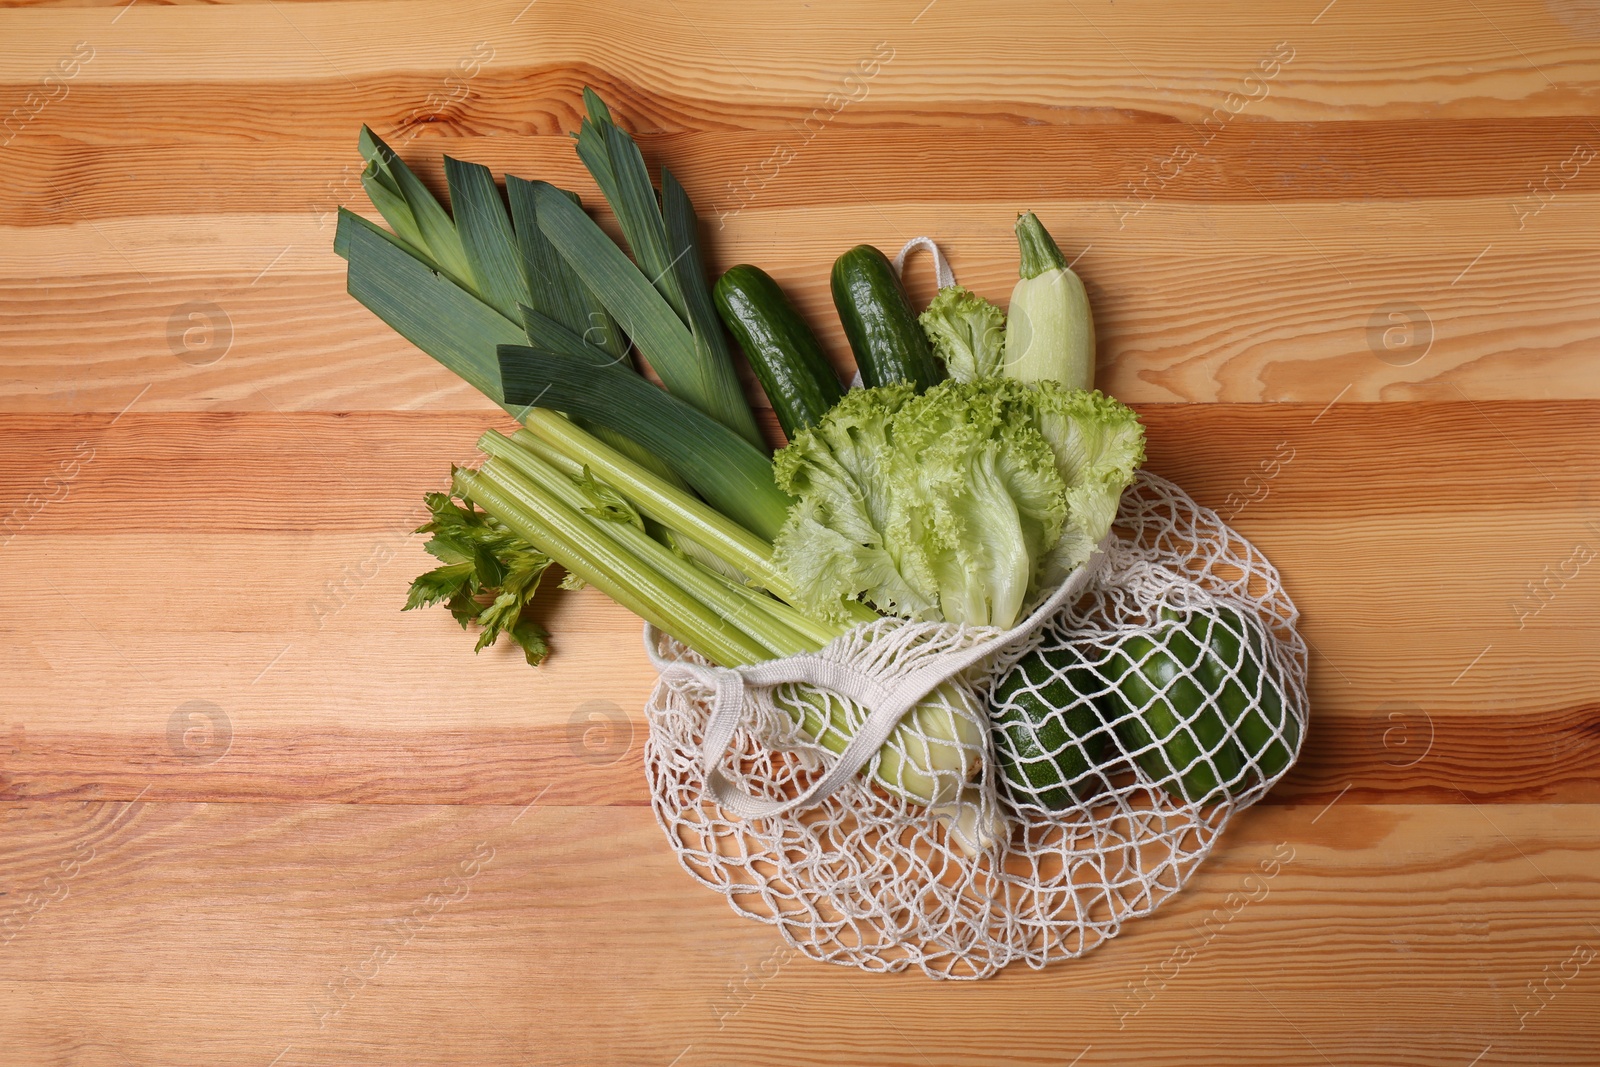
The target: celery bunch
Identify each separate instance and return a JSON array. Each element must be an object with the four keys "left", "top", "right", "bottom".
[{"left": 450, "top": 417, "right": 981, "bottom": 807}]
